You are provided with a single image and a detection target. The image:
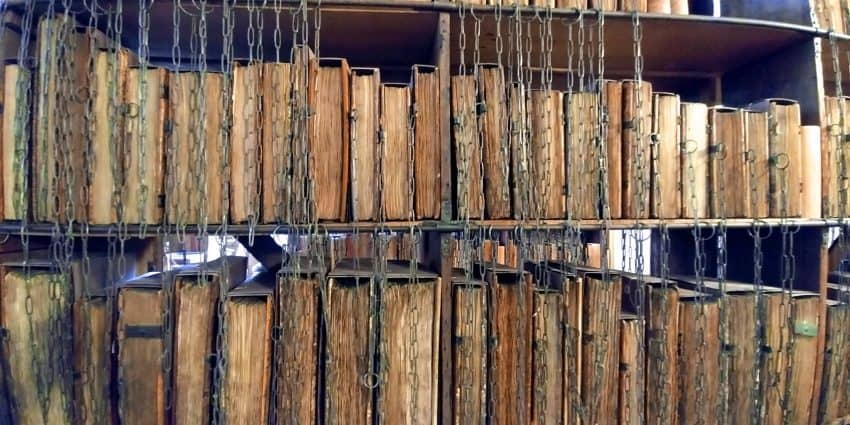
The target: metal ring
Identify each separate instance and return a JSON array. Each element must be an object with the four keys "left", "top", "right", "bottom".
[
  {"left": 124, "top": 102, "right": 139, "bottom": 118},
  {"left": 771, "top": 152, "right": 790, "bottom": 170},
  {"left": 361, "top": 372, "right": 380, "bottom": 389},
  {"left": 682, "top": 139, "right": 698, "bottom": 155},
  {"left": 712, "top": 143, "right": 727, "bottom": 160},
  {"left": 744, "top": 149, "right": 757, "bottom": 163}
]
